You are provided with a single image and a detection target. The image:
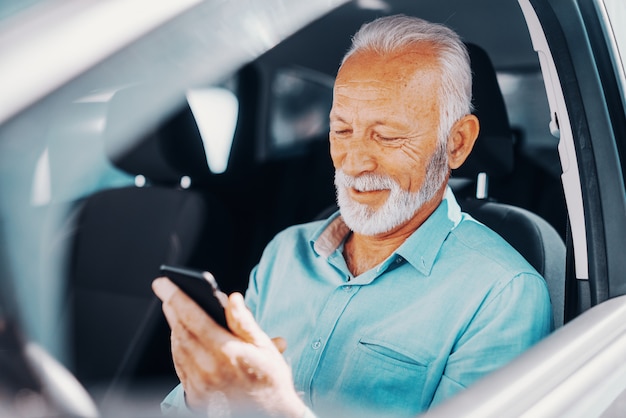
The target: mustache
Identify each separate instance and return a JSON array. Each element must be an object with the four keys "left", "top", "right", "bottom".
[{"left": 334, "top": 170, "right": 398, "bottom": 192}]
